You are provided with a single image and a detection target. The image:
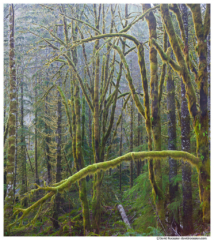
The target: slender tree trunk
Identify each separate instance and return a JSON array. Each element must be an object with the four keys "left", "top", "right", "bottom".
[
  {"left": 74, "top": 84, "right": 91, "bottom": 234},
  {"left": 130, "top": 98, "right": 133, "bottom": 188},
  {"left": 20, "top": 71, "right": 28, "bottom": 207},
  {"left": 92, "top": 4, "right": 102, "bottom": 233},
  {"left": 119, "top": 100, "right": 123, "bottom": 191},
  {"left": 207, "top": 32, "right": 210, "bottom": 154},
  {"left": 137, "top": 113, "right": 141, "bottom": 176},
  {"left": 52, "top": 22, "right": 63, "bottom": 230},
  {"left": 180, "top": 4, "right": 193, "bottom": 235},
  {"left": 34, "top": 71, "right": 39, "bottom": 199},
  {"left": 167, "top": 48, "right": 180, "bottom": 234},
  {"left": 71, "top": 19, "right": 91, "bottom": 235},
  {"left": 45, "top": 48, "right": 51, "bottom": 185},
  {"left": 5, "top": 4, "right": 17, "bottom": 230},
  {"left": 13, "top": 77, "right": 18, "bottom": 201}
]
